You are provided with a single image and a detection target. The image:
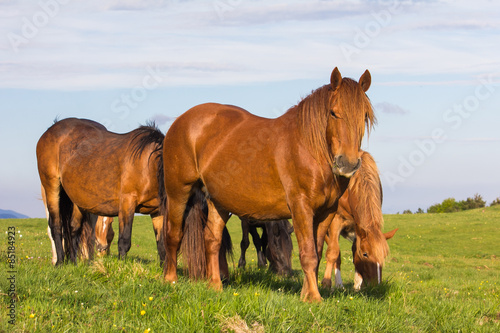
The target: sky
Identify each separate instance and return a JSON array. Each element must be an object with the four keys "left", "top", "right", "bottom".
[{"left": 0, "top": 0, "right": 499, "bottom": 218}]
